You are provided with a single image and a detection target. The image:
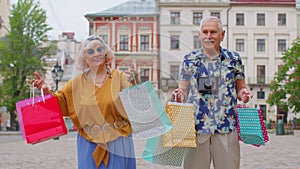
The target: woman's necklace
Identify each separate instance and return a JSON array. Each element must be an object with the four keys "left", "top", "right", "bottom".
[{"left": 92, "top": 73, "right": 108, "bottom": 84}]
